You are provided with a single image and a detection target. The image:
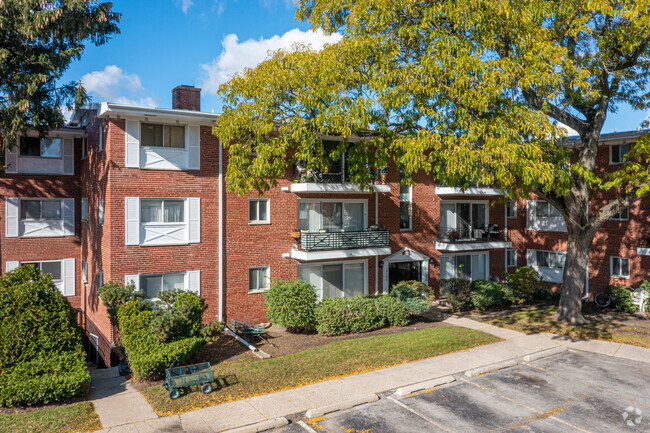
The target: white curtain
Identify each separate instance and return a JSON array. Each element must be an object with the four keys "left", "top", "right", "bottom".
[
  {"left": 163, "top": 273, "right": 185, "bottom": 291},
  {"left": 322, "top": 264, "right": 343, "bottom": 298},
  {"left": 164, "top": 200, "right": 184, "bottom": 222},
  {"left": 141, "top": 200, "right": 162, "bottom": 223},
  {"left": 440, "top": 203, "right": 456, "bottom": 231},
  {"left": 471, "top": 254, "right": 487, "bottom": 280},
  {"left": 344, "top": 263, "right": 364, "bottom": 297},
  {"left": 343, "top": 203, "right": 364, "bottom": 231}
]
